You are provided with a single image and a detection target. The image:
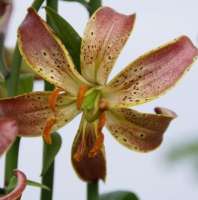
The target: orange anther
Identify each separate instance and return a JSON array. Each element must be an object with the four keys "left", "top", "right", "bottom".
[
  {"left": 48, "top": 87, "right": 63, "bottom": 112},
  {"left": 89, "top": 133, "right": 104, "bottom": 158},
  {"left": 76, "top": 85, "right": 88, "bottom": 110},
  {"left": 43, "top": 117, "right": 56, "bottom": 144},
  {"left": 98, "top": 112, "right": 106, "bottom": 132},
  {"left": 74, "top": 142, "right": 84, "bottom": 162},
  {"left": 89, "top": 112, "right": 106, "bottom": 158}
]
